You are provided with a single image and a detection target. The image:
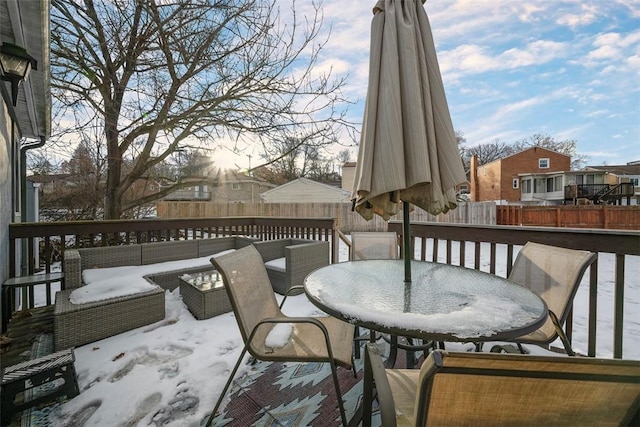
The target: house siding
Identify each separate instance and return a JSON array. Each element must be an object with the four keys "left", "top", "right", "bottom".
[
  {"left": 477, "top": 161, "right": 502, "bottom": 201},
  {"left": 209, "top": 181, "right": 272, "bottom": 203},
  {"left": 475, "top": 147, "right": 570, "bottom": 202},
  {"left": 1, "top": 101, "right": 11, "bottom": 284},
  {"left": 262, "top": 178, "right": 350, "bottom": 203}
]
